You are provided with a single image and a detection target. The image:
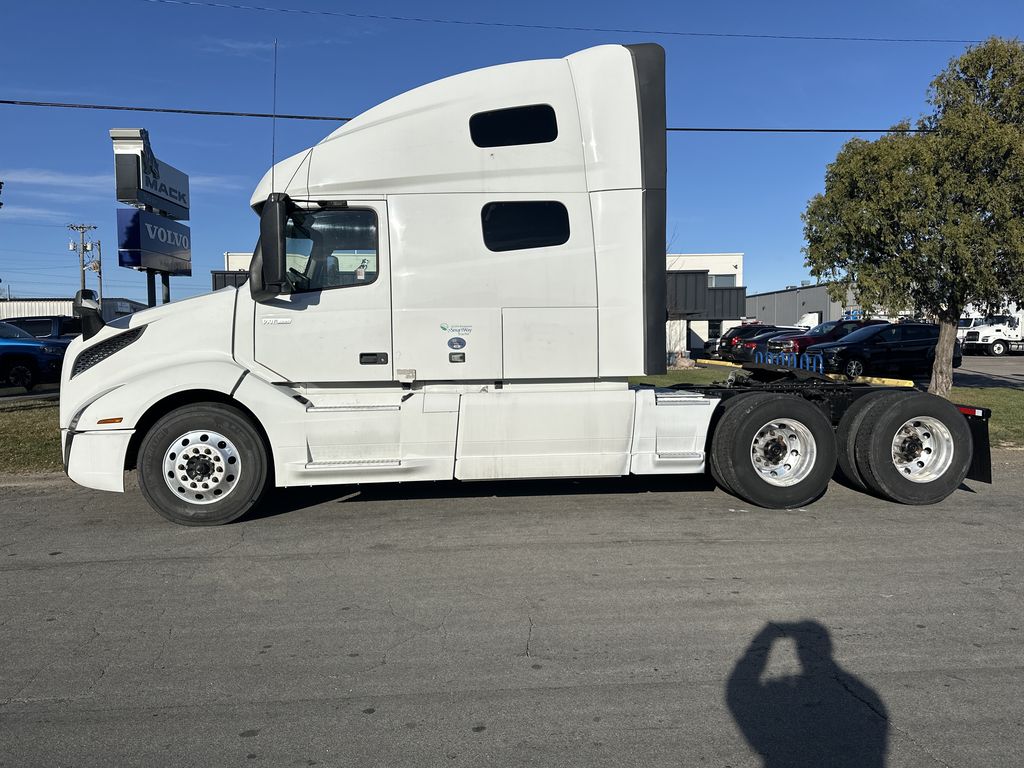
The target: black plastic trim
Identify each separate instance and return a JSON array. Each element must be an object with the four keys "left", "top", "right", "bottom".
[{"left": 71, "top": 326, "right": 145, "bottom": 378}]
